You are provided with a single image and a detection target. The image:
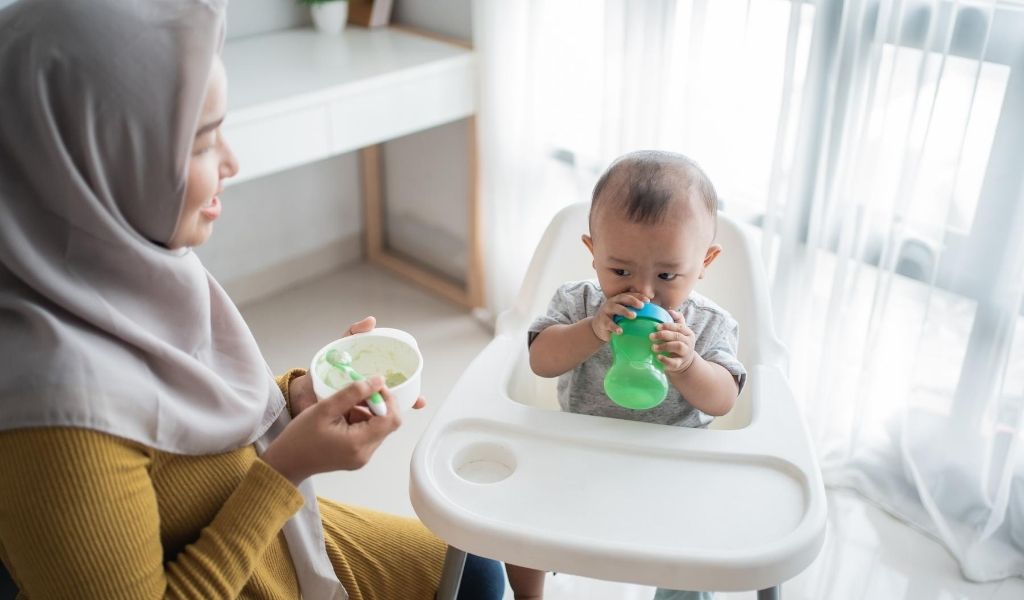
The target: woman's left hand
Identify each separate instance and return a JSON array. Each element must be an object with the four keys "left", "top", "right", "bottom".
[{"left": 288, "top": 316, "right": 426, "bottom": 416}]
